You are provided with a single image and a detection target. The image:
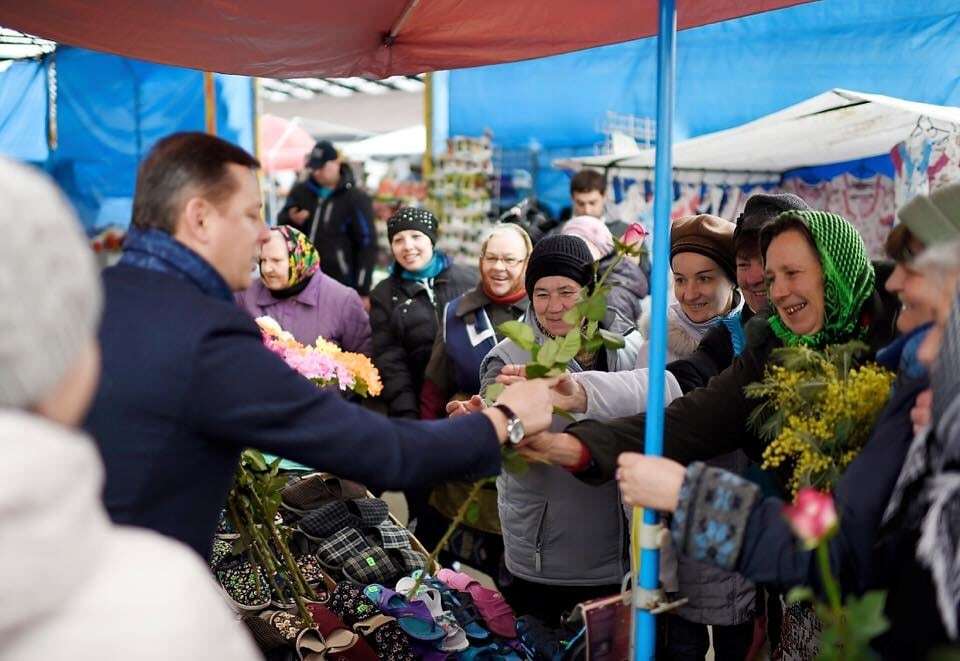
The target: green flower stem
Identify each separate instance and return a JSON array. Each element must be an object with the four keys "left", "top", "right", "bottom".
[
  {"left": 406, "top": 478, "right": 489, "bottom": 599},
  {"left": 816, "top": 541, "right": 842, "bottom": 614},
  {"left": 230, "top": 494, "right": 283, "bottom": 605},
  {"left": 236, "top": 467, "right": 315, "bottom": 625}
]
